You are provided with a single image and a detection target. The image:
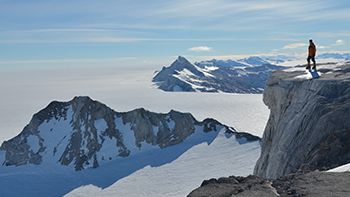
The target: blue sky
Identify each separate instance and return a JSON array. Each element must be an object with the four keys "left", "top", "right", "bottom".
[{"left": 0, "top": 0, "right": 349, "bottom": 68}]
